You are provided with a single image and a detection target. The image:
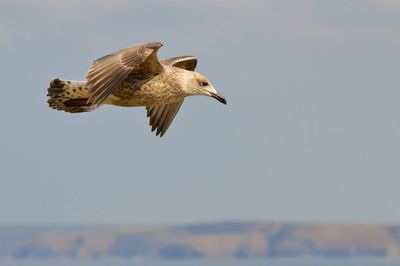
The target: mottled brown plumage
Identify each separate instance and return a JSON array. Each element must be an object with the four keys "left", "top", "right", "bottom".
[{"left": 47, "top": 42, "right": 226, "bottom": 137}]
